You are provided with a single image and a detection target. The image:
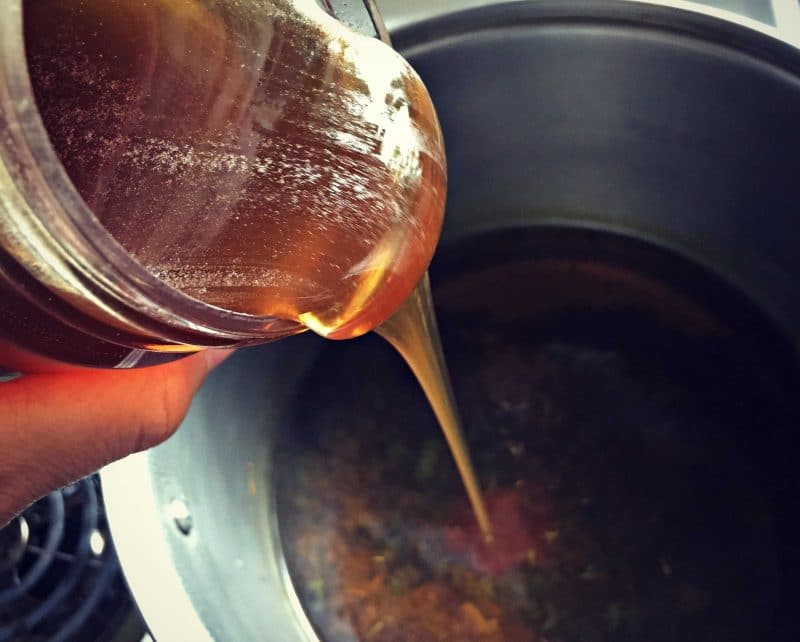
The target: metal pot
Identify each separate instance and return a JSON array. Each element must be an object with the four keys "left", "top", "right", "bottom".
[{"left": 103, "top": 1, "right": 800, "bottom": 640}]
